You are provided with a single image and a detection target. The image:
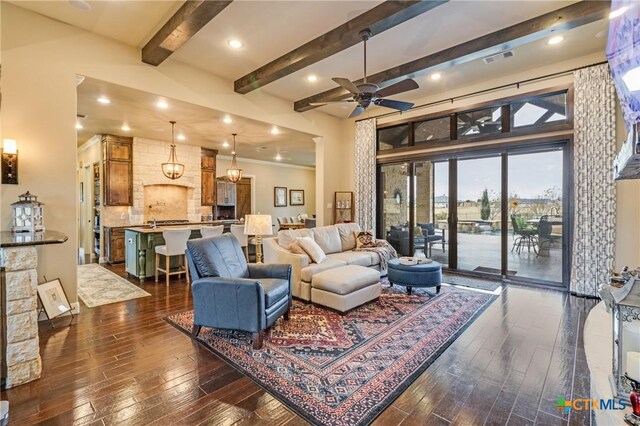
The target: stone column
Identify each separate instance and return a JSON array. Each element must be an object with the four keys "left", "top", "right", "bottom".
[
  {"left": 1, "top": 246, "right": 41, "bottom": 388},
  {"left": 415, "top": 162, "right": 432, "bottom": 224}
]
